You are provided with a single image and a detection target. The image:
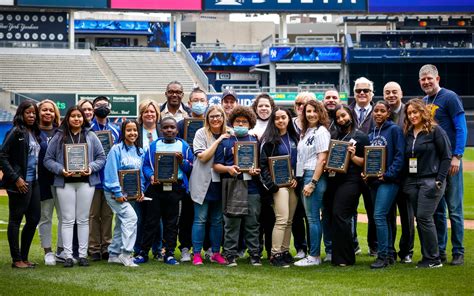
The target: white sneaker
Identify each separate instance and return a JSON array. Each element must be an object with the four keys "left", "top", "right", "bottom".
[
  {"left": 44, "top": 252, "right": 56, "bottom": 266},
  {"left": 294, "top": 256, "right": 321, "bottom": 267},
  {"left": 180, "top": 248, "right": 191, "bottom": 262},
  {"left": 55, "top": 251, "right": 66, "bottom": 263},
  {"left": 294, "top": 250, "right": 306, "bottom": 259},
  {"left": 324, "top": 254, "right": 332, "bottom": 263},
  {"left": 108, "top": 255, "right": 122, "bottom": 264},
  {"left": 119, "top": 254, "right": 139, "bottom": 267}
]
